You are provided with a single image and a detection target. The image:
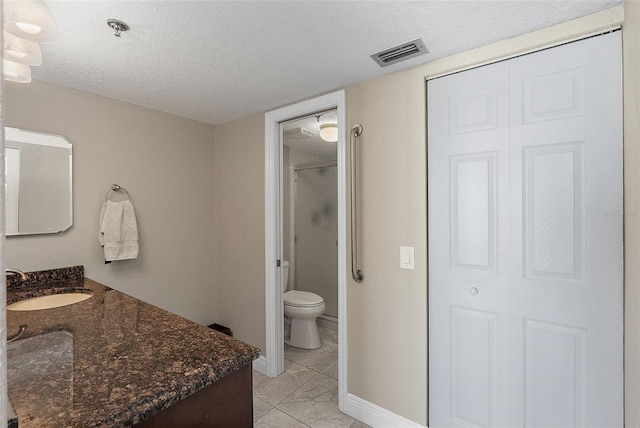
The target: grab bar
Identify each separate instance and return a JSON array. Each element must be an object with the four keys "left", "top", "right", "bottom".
[{"left": 350, "top": 124, "right": 364, "bottom": 283}]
